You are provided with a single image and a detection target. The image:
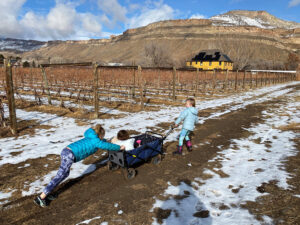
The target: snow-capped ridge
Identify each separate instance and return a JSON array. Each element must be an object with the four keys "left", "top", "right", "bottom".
[{"left": 211, "top": 10, "right": 300, "bottom": 29}]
